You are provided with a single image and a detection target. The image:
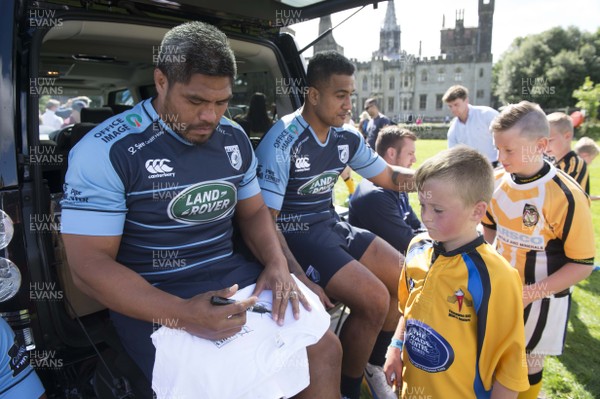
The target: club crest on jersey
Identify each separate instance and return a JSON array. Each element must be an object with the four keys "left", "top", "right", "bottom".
[
  {"left": 447, "top": 288, "right": 473, "bottom": 312},
  {"left": 522, "top": 203, "right": 539, "bottom": 227},
  {"left": 338, "top": 144, "right": 349, "bottom": 163},
  {"left": 225, "top": 145, "right": 242, "bottom": 170}
]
